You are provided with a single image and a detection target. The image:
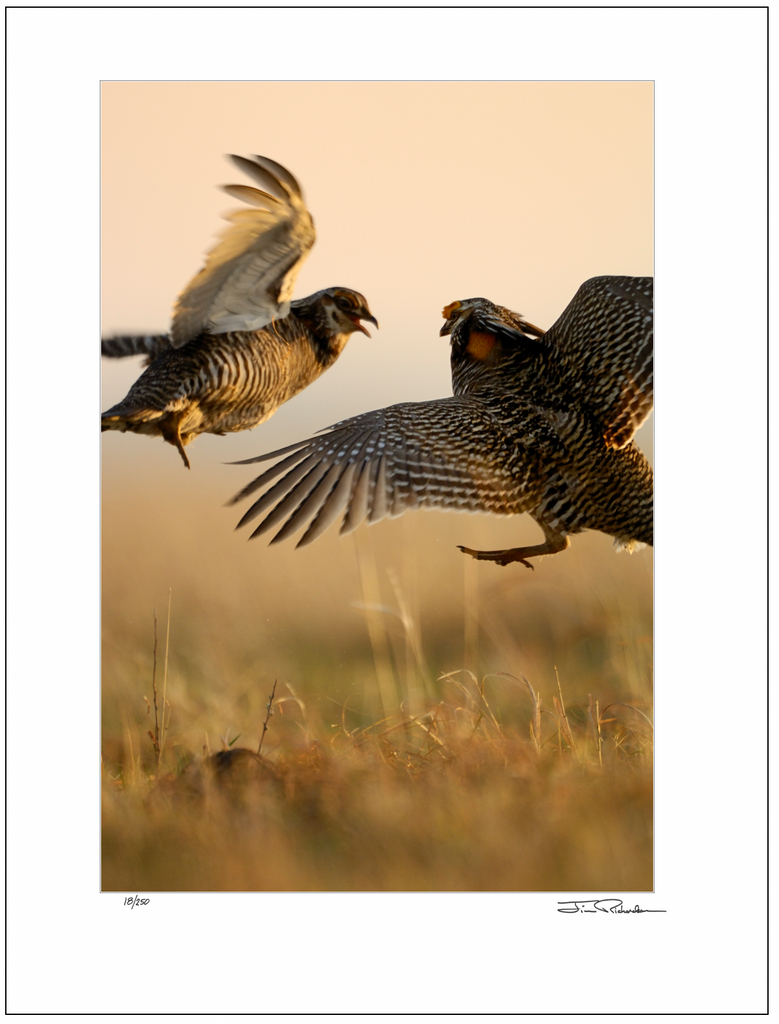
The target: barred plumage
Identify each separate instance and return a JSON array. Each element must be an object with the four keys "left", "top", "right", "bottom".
[
  {"left": 100, "top": 334, "right": 169, "bottom": 365},
  {"left": 101, "top": 155, "right": 377, "bottom": 468},
  {"left": 229, "top": 276, "right": 653, "bottom": 568}
]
